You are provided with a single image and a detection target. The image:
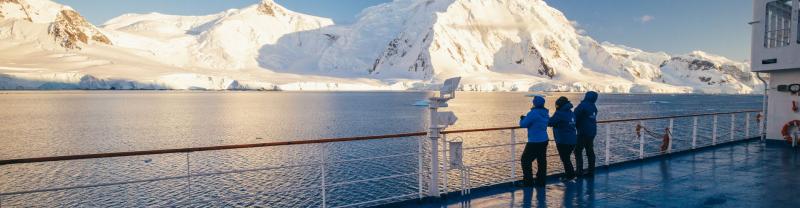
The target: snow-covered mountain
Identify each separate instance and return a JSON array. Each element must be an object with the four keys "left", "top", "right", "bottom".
[
  {"left": 102, "top": 0, "right": 333, "bottom": 70},
  {"left": 0, "top": 0, "right": 111, "bottom": 49},
  {"left": 0, "top": 0, "right": 762, "bottom": 93}
]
